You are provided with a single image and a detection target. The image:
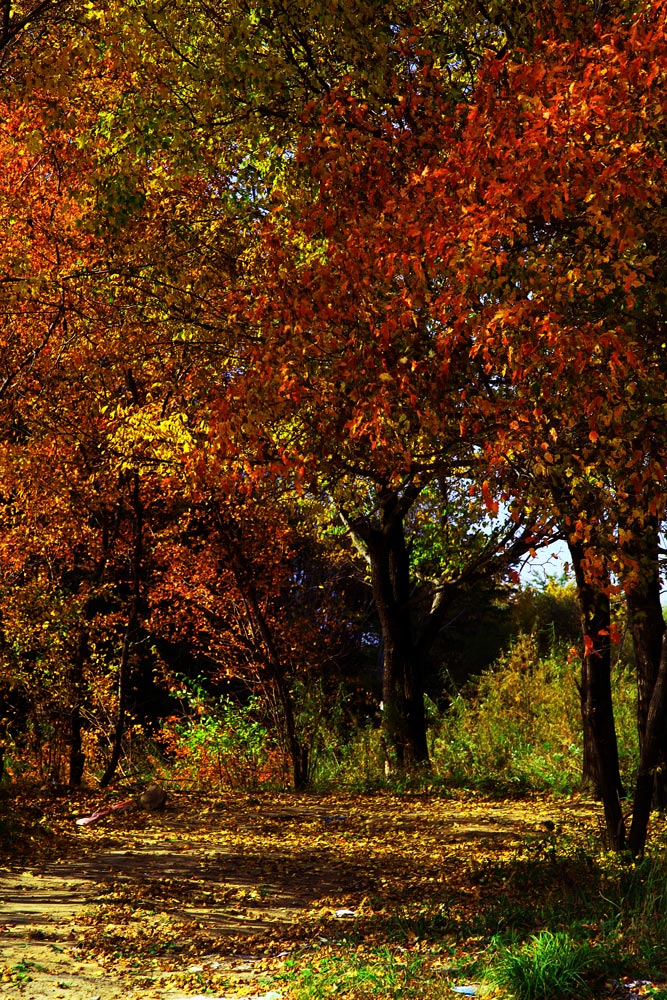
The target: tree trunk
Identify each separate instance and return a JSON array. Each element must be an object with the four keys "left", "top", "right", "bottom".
[
  {"left": 0, "top": 706, "right": 5, "bottom": 783},
  {"left": 68, "top": 628, "right": 88, "bottom": 787},
  {"left": 623, "top": 516, "right": 667, "bottom": 807},
  {"left": 100, "top": 472, "right": 143, "bottom": 789},
  {"left": 628, "top": 632, "right": 667, "bottom": 857},
  {"left": 276, "top": 676, "right": 309, "bottom": 790},
  {"left": 99, "top": 625, "right": 133, "bottom": 788},
  {"left": 569, "top": 538, "right": 625, "bottom": 850},
  {"left": 367, "top": 493, "right": 428, "bottom": 769},
  {"left": 217, "top": 511, "right": 310, "bottom": 790}
]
